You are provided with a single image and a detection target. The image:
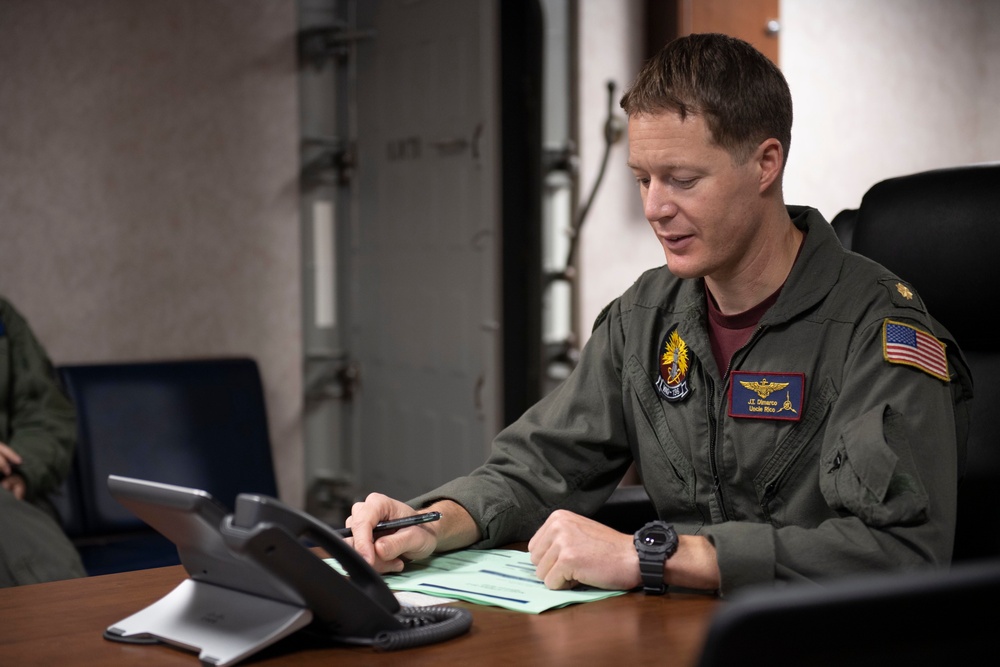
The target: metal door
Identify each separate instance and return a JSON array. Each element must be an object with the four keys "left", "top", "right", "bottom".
[{"left": 348, "top": 0, "right": 501, "bottom": 503}]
